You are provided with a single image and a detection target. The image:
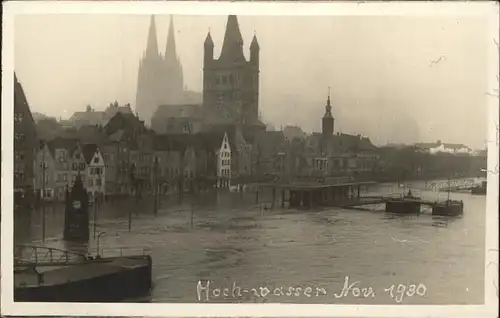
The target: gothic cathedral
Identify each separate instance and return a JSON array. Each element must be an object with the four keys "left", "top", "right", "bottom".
[{"left": 136, "top": 16, "right": 197, "bottom": 126}]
